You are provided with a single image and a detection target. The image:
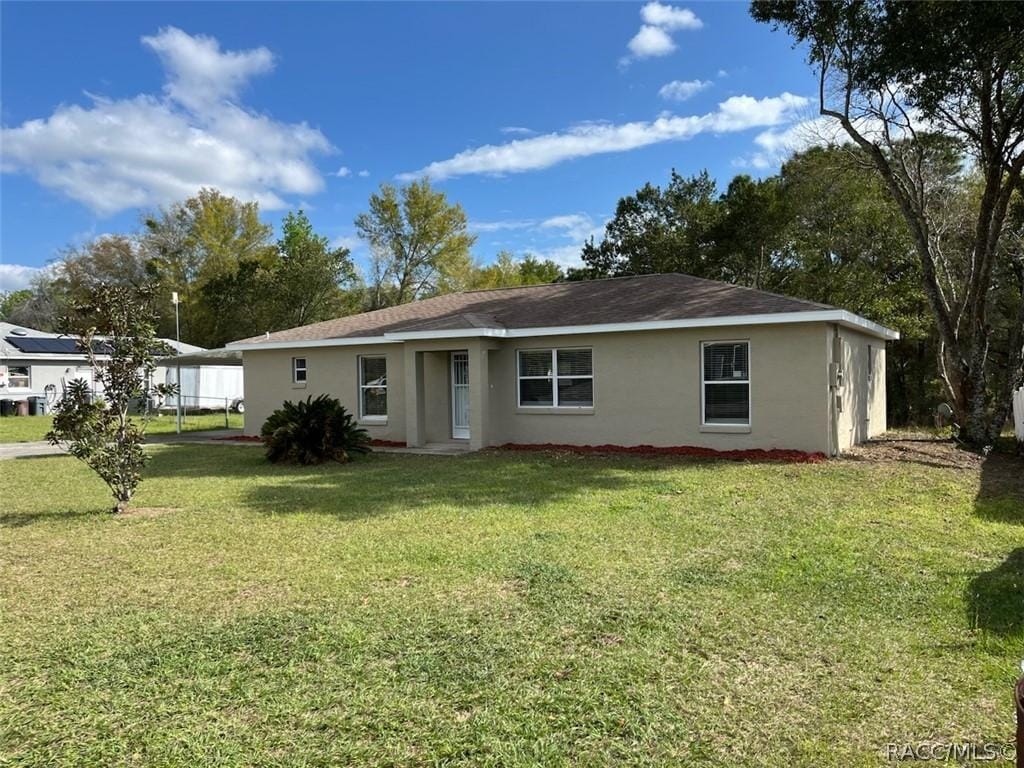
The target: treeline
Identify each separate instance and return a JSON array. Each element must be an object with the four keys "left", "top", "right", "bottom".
[
  {"left": 0, "top": 182, "right": 564, "bottom": 348},
  {"left": 2, "top": 148, "right": 1020, "bottom": 429}
]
